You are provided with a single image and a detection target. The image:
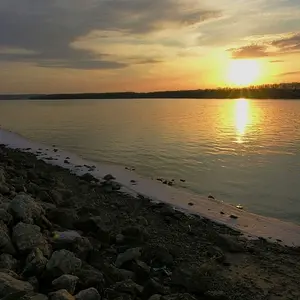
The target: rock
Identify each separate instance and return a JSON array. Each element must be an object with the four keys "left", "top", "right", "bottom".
[
  {"left": 143, "top": 279, "right": 169, "bottom": 299},
  {"left": 75, "top": 288, "right": 100, "bottom": 300},
  {"left": 112, "top": 279, "right": 143, "bottom": 296},
  {"left": 52, "top": 275, "right": 79, "bottom": 295},
  {"left": 122, "top": 226, "right": 148, "bottom": 244},
  {"left": 208, "top": 195, "right": 215, "bottom": 200},
  {"left": 115, "top": 248, "right": 141, "bottom": 268},
  {"left": 171, "top": 263, "right": 219, "bottom": 294},
  {"left": 75, "top": 265, "right": 104, "bottom": 291},
  {"left": 45, "top": 250, "right": 81, "bottom": 279},
  {"left": 188, "top": 202, "right": 194, "bottom": 206},
  {"left": 0, "top": 183, "right": 10, "bottom": 195},
  {"left": 214, "top": 234, "right": 244, "bottom": 253},
  {"left": 64, "top": 160, "right": 70, "bottom": 164},
  {"left": 0, "top": 209, "right": 13, "bottom": 225},
  {"left": 26, "top": 183, "right": 40, "bottom": 195},
  {"left": 14, "top": 184, "right": 27, "bottom": 193},
  {"left": 12, "top": 223, "right": 48, "bottom": 255},
  {"left": 0, "top": 291, "right": 28, "bottom": 300},
  {"left": 0, "top": 168, "right": 5, "bottom": 183},
  {"left": 141, "top": 245, "right": 173, "bottom": 268},
  {"left": 74, "top": 216, "right": 111, "bottom": 244},
  {"left": 0, "top": 223, "right": 16, "bottom": 255},
  {"left": 23, "top": 248, "right": 48, "bottom": 277},
  {"left": 149, "top": 295, "right": 162, "bottom": 300},
  {"left": 0, "top": 254, "right": 18, "bottom": 271},
  {"left": 131, "top": 260, "right": 150, "bottom": 283},
  {"left": 27, "top": 277, "right": 39, "bottom": 291},
  {"left": 180, "top": 179, "right": 186, "bottom": 182},
  {"left": 49, "top": 289, "right": 74, "bottom": 300},
  {"left": 80, "top": 174, "right": 98, "bottom": 183},
  {"left": 47, "top": 209, "right": 78, "bottom": 229},
  {"left": 0, "top": 272, "right": 33, "bottom": 297},
  {"left": 161, "top": 294, "right": 196, "bottom": 300},
  {"left": 70, "top": 237, "right": 93, "bottom": 260},
  {"left": 101, "top": 263, "right": 134, "bottom": 285},
  {"left": 204, "top": 290, "right": 228, "bottom": 300},
  {"left": 103, "top": 174, "right": 115, "bottom": 181},
  {"left": 48, "top": 191, "right": 63, "bottom": 206},
  {"left": 9, "top": 194, "right": 44, "bottom": 224},
  {"left": 229, "top": 214, "right": 238, "bottom": 219},
  {"left": 136, "top": 216, "right": 148, "bottom": 226},
  {"left": 21, "top": 293, "right": 49, "bottom": 300},
  {"left": 115, "top": 234, "right": 125, "bottom": 244},
  {"left": 38, "top": 191, "right": 54, "bottom": 204}
]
